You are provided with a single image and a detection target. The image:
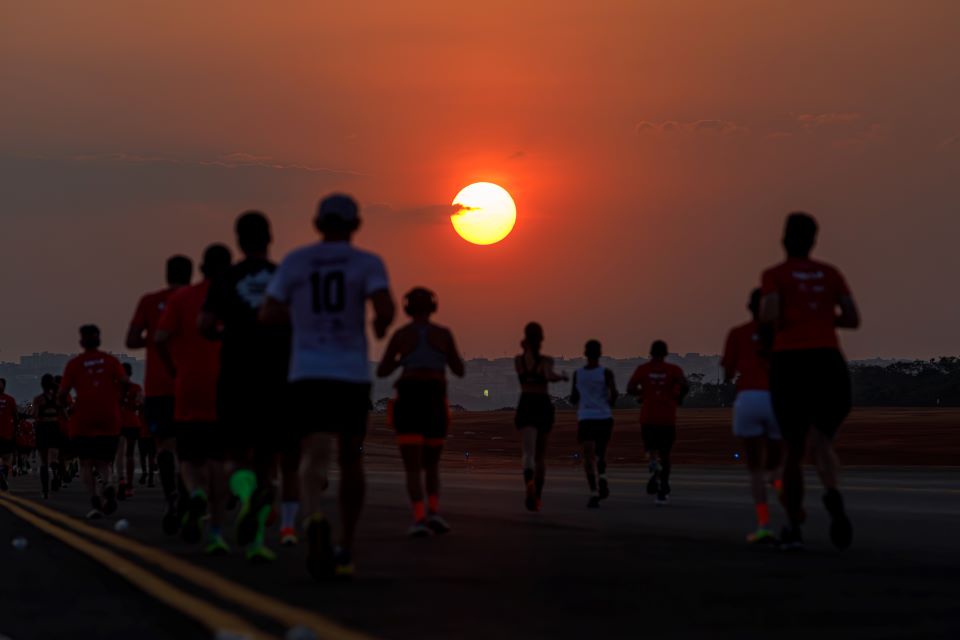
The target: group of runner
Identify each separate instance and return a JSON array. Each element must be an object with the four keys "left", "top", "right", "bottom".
[{"left": 0, "top": 201, "right": 859, "bottom": 577}]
